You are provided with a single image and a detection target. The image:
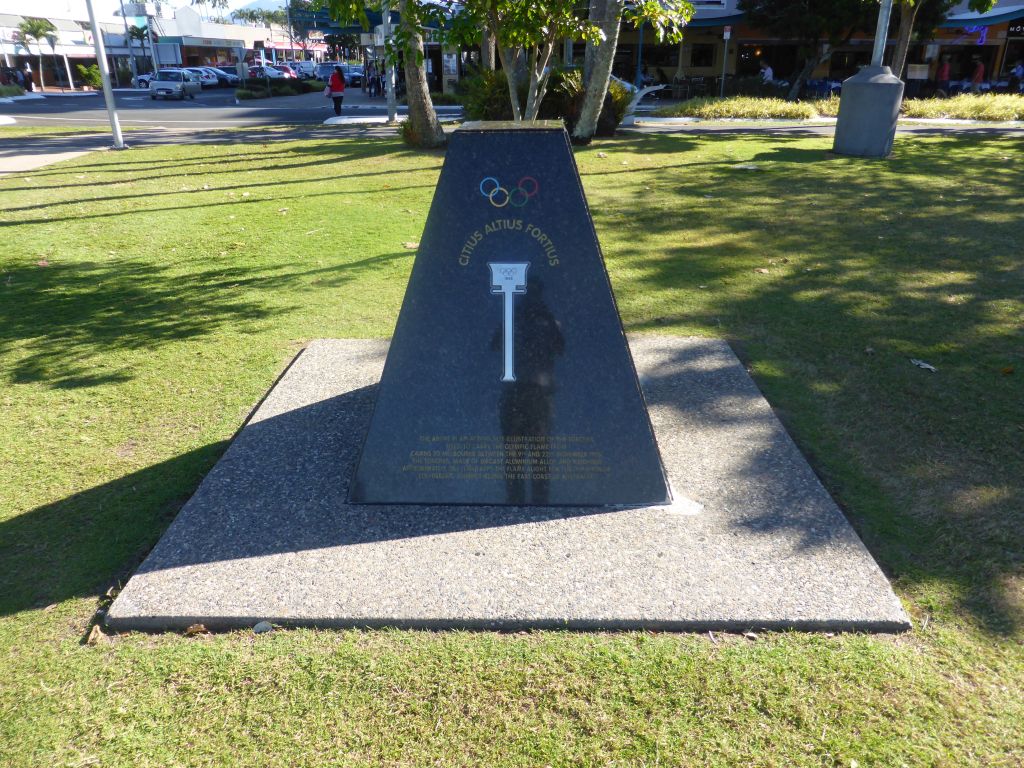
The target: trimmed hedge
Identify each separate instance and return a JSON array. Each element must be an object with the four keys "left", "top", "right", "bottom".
[
  {"left": 653, "top": 93, "right": 1024, "bottom": 121},
  {"left": 239, "top": 78, "right": 320, "bottom": 98},
  {"left": 0, "top": 84, "right": 25, "bottom": 97},
  {"left": 900, "top": 93, "right": 1024, "bottom": 121},
  {"left": 654, "top": 96, "right": 818, "bottom": 120}
]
